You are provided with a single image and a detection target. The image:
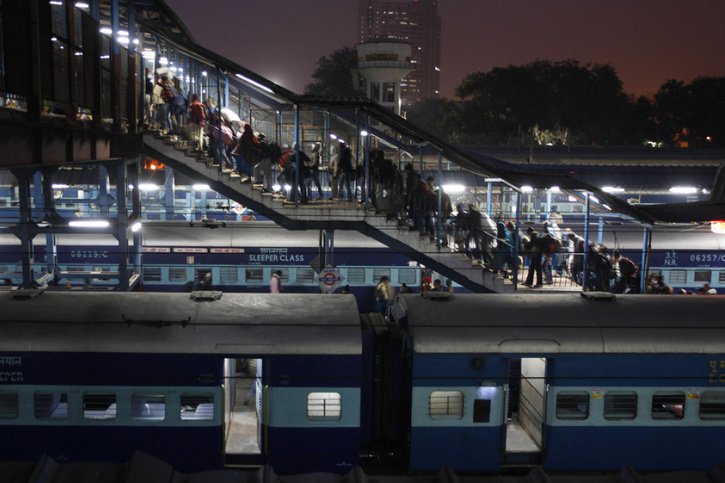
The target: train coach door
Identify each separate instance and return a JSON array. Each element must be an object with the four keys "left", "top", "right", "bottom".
[
  {"left": 504, "top": 357, "right": 546, "bottom": 463},
  {"left": 224, "top": 358, "right": 263, "bottom": 464}
]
